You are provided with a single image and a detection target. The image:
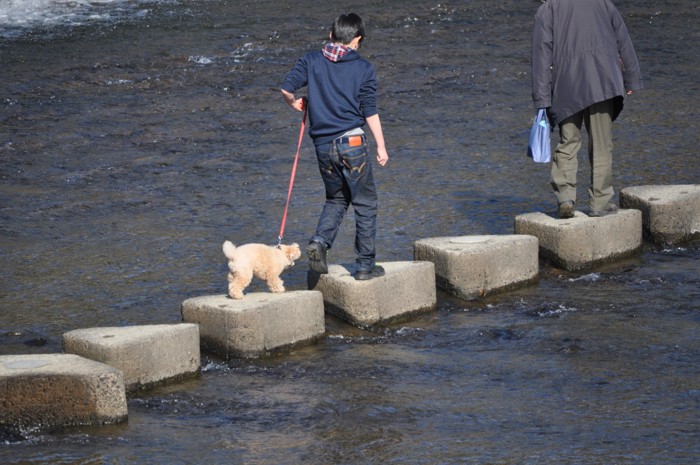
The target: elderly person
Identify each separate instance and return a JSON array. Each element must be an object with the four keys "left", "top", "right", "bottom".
[{"left": 531, "top": 0, "right": 643, "bottom": 218}]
